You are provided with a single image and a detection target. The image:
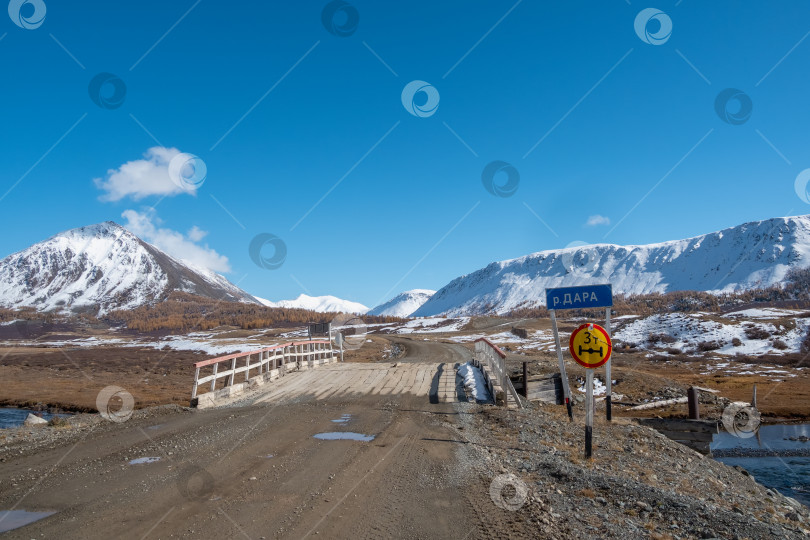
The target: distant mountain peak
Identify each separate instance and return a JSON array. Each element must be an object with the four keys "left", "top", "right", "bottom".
[
  {"left": 255, "top": 293, "right": 368, "bottom": 314},
  {"left": 0, "top": 222, "right": 259, "bottom": 315},
  {"left": 367, "top": 289, "right": 436, "bottom": 317}
]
